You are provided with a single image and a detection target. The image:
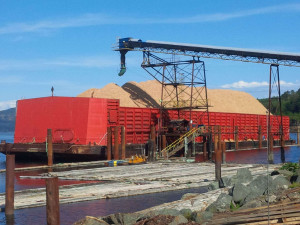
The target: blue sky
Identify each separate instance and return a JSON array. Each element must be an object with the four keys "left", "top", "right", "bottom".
[{"left": 0, "top": 0, "right": 300, "bottom": 110}]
